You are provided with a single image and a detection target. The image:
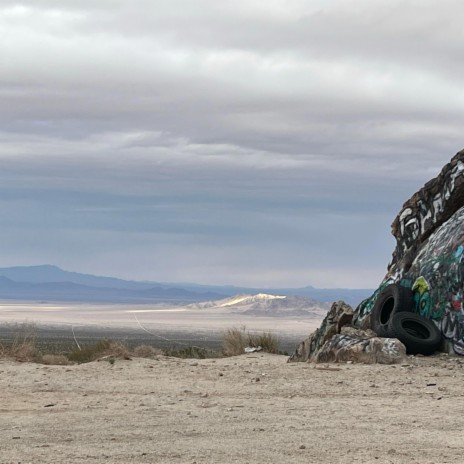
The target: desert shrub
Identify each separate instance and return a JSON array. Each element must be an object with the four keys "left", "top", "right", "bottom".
[
  {"left": 164, "top": 346, "right": 221, "bottom": 359},
  {"left": 132, "top": 345, "right": 164, "bottom": 358},
  {"left": 106, "top": 341, "right": 131, "bottom": 359},
  {"left": 2, "top": 322, "right": 41, "bottom": 362},
  {"left": 67, "top": 339, "right": 109, "bottom": 363},
  {"left": 223, "top": 327, "right": 248, "bottom": 356},
  {"left": 223, "top": 326, "right": 280, "bottom": 356},
  {"left": 66, "top": 339, "right": 130, "bottom": 363},
  {"left": 251, "top": 332, "right": 280, "bottom": 354},
  {"left": 11, "top": 342, "right": 40, "bottom": 362},
  {"left": 41, "top": 354, "right": 72, "bottom": 365}
]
